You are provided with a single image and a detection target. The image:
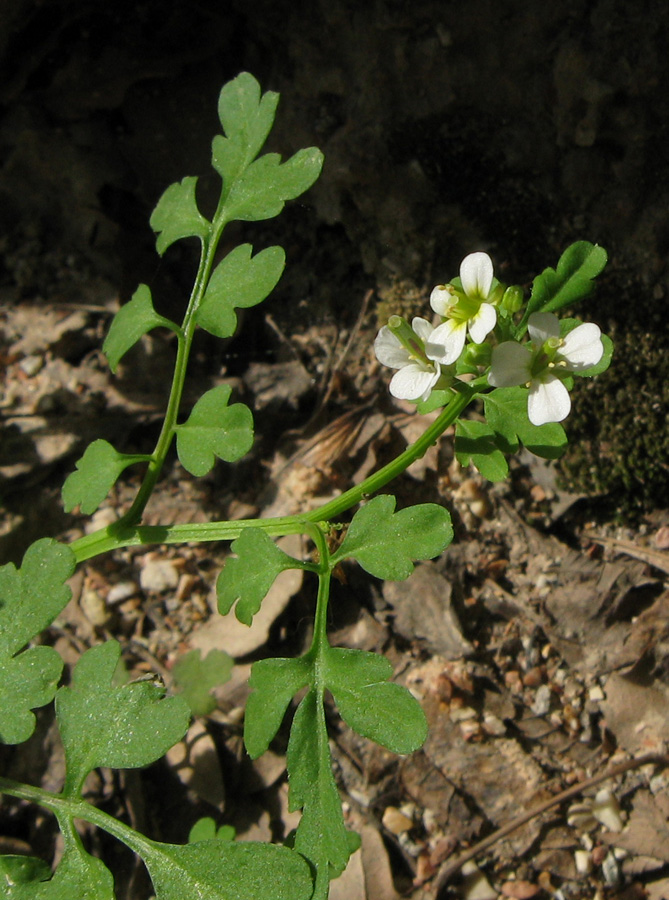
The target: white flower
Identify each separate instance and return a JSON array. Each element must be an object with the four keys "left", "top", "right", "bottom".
[
  {"left": 374, "top": 316, "right": 442, "bottom": 401},
  {"left": 488, "top": 312, "right": 604, "bottom": 426},
  {"left": 428, "top": 252, "right": 498, "bottom": 365}
]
